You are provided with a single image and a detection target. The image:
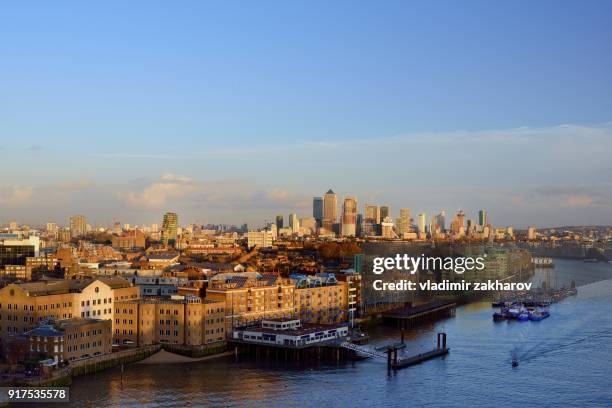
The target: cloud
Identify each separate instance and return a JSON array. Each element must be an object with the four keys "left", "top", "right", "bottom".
[
  {"left": 561, "top": 195, "right": 595, "bottom": 208},
  {"left": 28, "top": 145, "right": 43, "bottom": 152},
  {"left": 0, "top": 185, "right": 33, "bottom": 204},
  {"left": 55, "top": 178, "right": 95, "bottom": 191},
  {"left": 119, "top": 173, "right": 199, "bottom": 209},
  {"left": 118, "top": 174, "right": 309, "bottom": 211}
]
